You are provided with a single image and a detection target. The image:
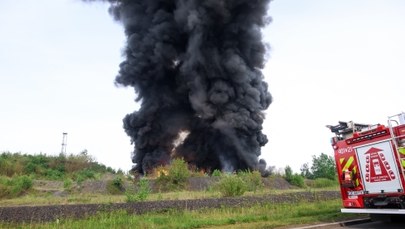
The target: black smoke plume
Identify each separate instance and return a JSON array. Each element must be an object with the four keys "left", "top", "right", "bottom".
[{"left": 88, "top": 0, "right": 272, "bottom": 175}]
